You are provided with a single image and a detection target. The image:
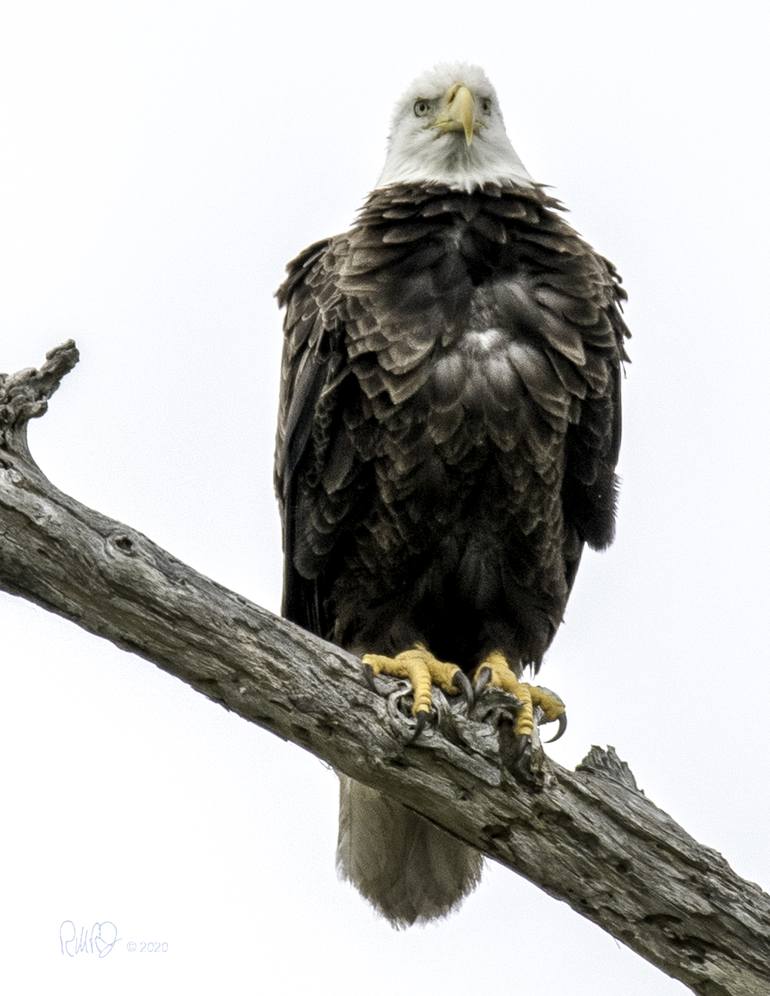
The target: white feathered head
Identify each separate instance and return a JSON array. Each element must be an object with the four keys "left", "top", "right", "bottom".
[{"left": 378, "top": 63, "right": 532, "bottom": 191}]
